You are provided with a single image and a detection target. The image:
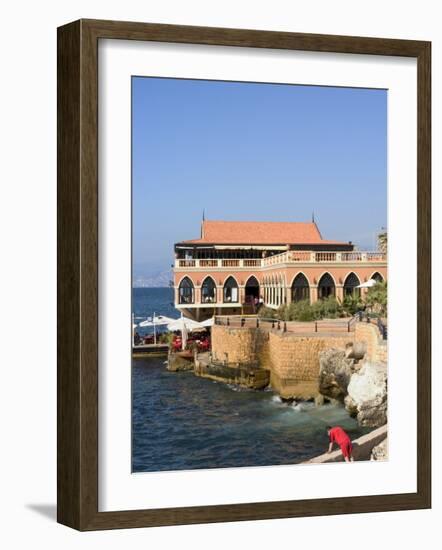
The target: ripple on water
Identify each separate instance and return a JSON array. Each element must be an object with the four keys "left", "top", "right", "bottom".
[{"left": 132, "top": 357, "right": 371, "bottom": 473}]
